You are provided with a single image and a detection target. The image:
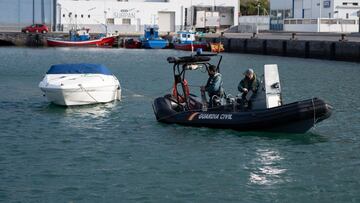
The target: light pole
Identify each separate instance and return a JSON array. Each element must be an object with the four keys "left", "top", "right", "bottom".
[
  {"left": 33, "top": 0, "right": 35, "bottom": 24},
  {"left": 357, "top": 10, "right": 360, "bottom": 33},
  {"left": 104, "top": 10, "right": 108, "bottom": 35},
  {"left": 318, "top": 0, "right": 322, "bottom": 32},
  {"left": 18, "top": 0, "right": 20, "bottom": 29},
  {"left": 41, "top": 0, "right": 45, "bottom": 24}
]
